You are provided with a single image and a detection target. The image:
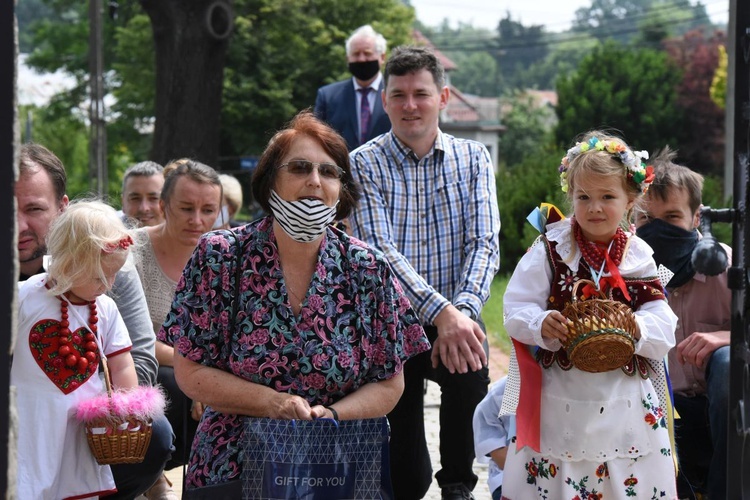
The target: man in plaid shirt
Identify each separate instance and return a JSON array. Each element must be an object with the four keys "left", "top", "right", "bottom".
[{"left": 349, "top": 46, "right": 501, "bottom": 500}]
